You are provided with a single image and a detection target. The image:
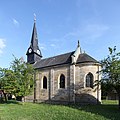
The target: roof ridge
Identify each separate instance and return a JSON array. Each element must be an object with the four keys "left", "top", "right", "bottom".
[
  {"left": 33, "top": 51, "right": 74, "bottom": 68},
  {"left": 40, "top": 51, "right": 74, "bottom": 61}
]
